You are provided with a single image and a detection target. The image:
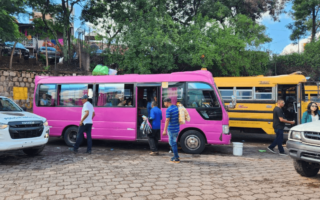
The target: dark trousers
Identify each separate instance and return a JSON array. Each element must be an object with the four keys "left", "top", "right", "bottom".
[
  {"left": 269, "top": 129, "right": 284, "bottom": 153},
  {"left": 74, "top": 124, "right": 93, "bottom": 152},
  {"left": 148, "top": 129, "right": 160, "bottom": 152}
]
